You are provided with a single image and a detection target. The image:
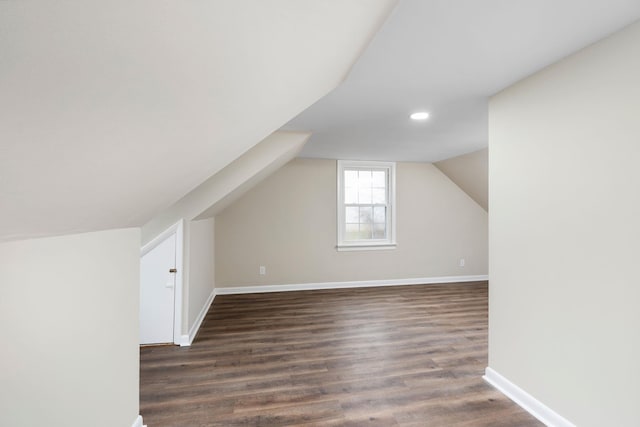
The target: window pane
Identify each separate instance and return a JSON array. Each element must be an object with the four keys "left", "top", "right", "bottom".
[
  {"left": 345, "top": 207, "right": 359, "bottom": 223},
  {"left": 372, "top": 170, "right": 386, "bottom": 188},
  {"left": 358, "top": 170, "right": 372, "bottom": 187},
  {"left": 359, "top": 206, "right": 373, "bottom": 223},
  {"left": 345, "top": 223, "right": 359, "bottom": 240},
  {"left": 359, "top": 223, "right": 372, "bottom": 239},
  {"left": 345, "top": 187, "right": 357, "bottom": 204},
  {"left": 345, "top": 170, "right": 358, "bottom": 188},
  {"left": 359, "top": 188, "right": 372, "bottom": 204},
  {"left": 373, "top": 223, "right": 386, "bottom": 239},
  {"left": 339, "top": 162, "right": 394, "bottom": 245},
  {"left": 372, "top": 188, "right": 386, "bottom": 204}
]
